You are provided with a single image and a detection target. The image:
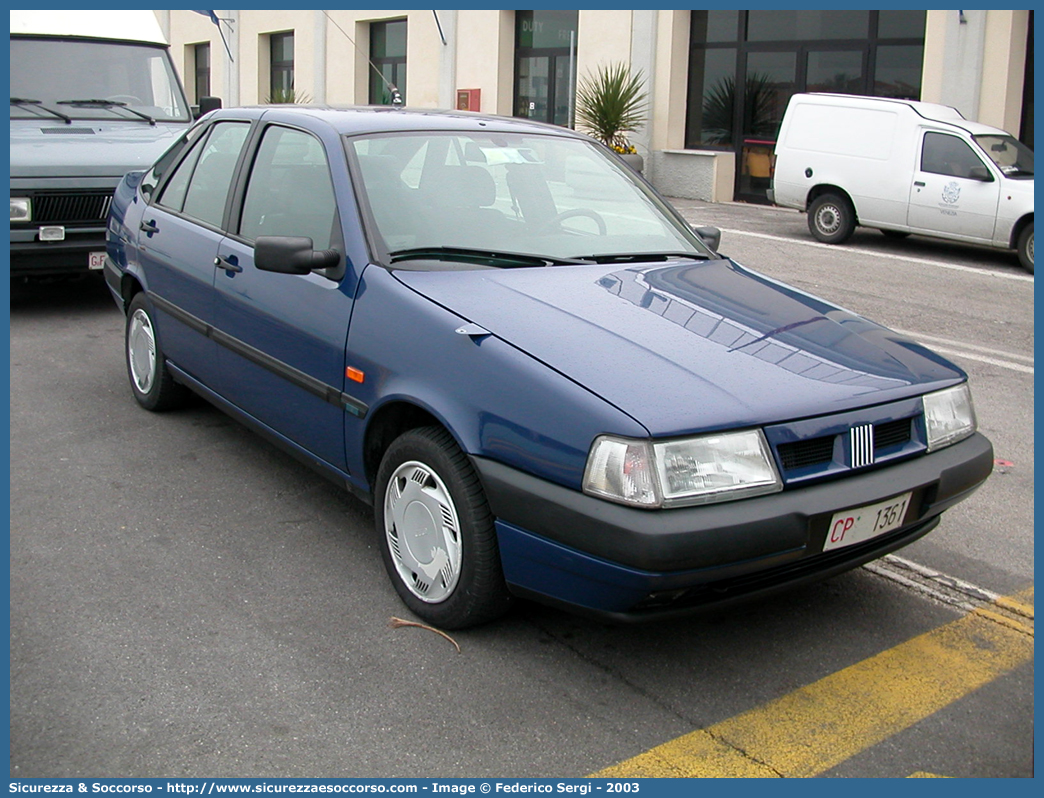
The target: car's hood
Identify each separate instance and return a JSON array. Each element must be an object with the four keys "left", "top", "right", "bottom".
[
  {"left": 10, "top": 119, "right": 184, "bottom": 179},
  {"left": 394, "top": 259, "right": 966, "bottom": 436}
]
